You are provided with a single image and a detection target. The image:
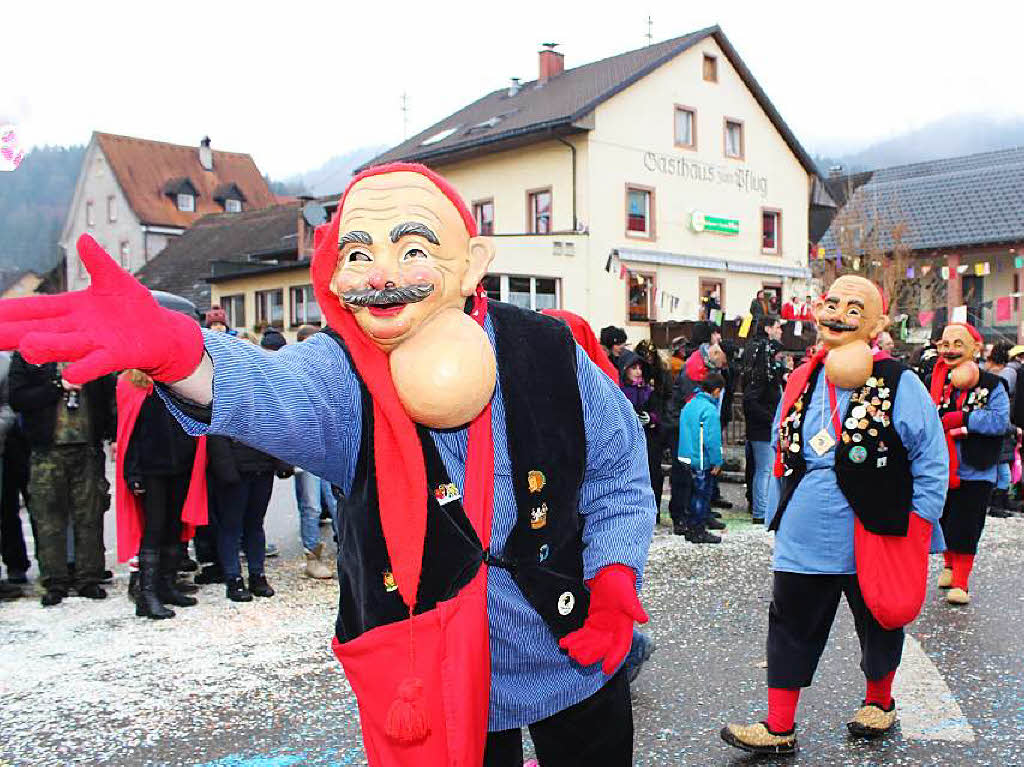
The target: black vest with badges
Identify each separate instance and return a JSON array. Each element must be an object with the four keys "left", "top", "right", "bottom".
[
  {"left": 936, "top": 368, "right": 1003, "bottom": 471},
  {"left": 774, "top": 358, "right": 913, "bottom": 536},
  {"left": 325, "top": 300, "right": 589, "bottom": 645}
]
